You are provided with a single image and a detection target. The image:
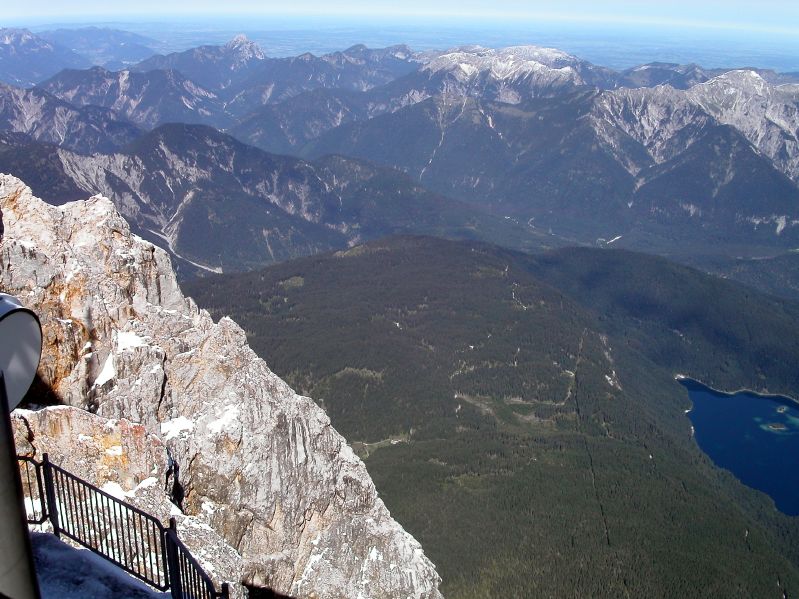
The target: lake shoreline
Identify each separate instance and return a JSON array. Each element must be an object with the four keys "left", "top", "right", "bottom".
[
  {"left": 679, "top": 375, "right": 799, "bottom": 517},
  {"left": 674, "top": 374, "right": 799, "bottom": 409}
]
